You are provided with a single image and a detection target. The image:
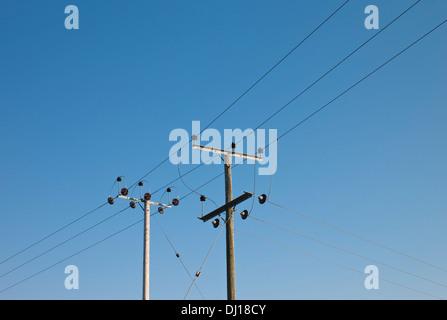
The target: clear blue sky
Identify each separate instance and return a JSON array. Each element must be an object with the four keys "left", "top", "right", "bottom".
[{"left": 0, "top": 0, "right": 446, "bottom": 300}]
